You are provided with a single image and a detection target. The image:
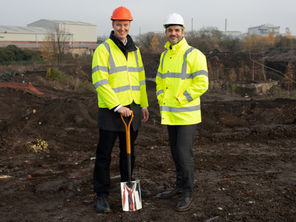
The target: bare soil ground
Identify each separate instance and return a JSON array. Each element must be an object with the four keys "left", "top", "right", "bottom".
[{"left": 0, "top": 52, "right": 296, "bottom": 222}]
